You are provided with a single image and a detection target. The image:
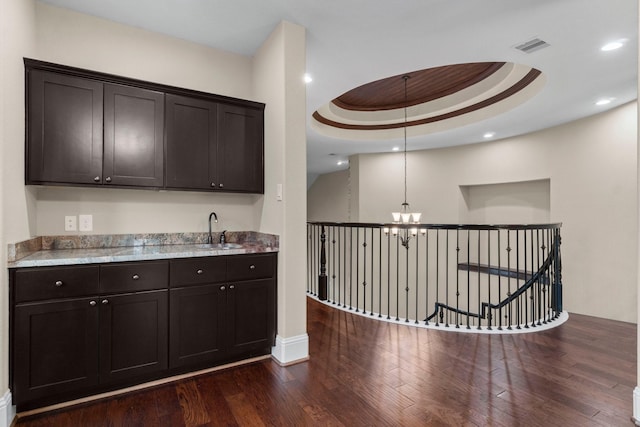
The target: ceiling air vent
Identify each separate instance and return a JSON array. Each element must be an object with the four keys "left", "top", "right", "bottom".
[{"left": 514, "top": 38, "right": 550, "bottom": 54}]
